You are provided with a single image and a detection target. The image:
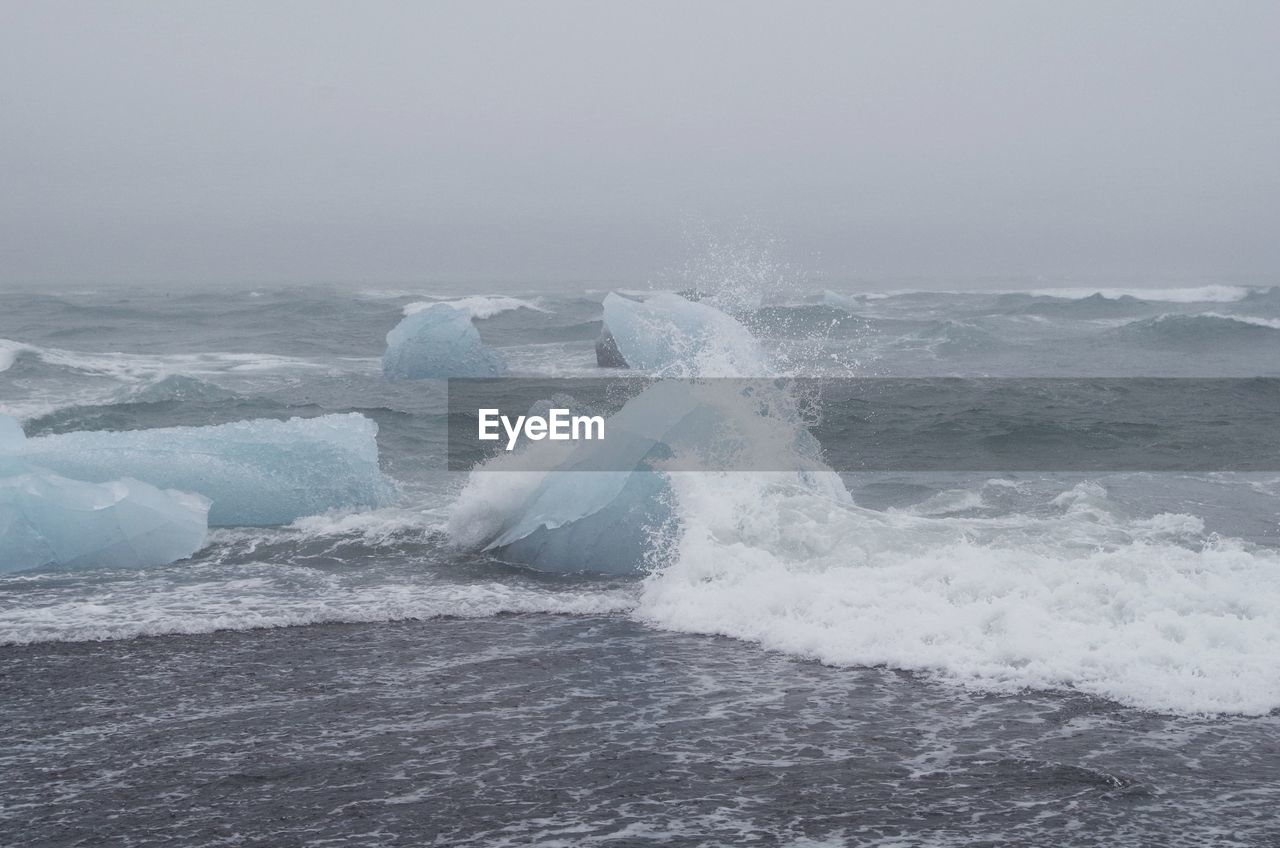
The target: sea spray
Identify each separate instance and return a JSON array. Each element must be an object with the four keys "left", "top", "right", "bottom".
[
  {"left": 636, "top": 475, "right": 1280, "bottom": 715},
  {"left": 449, "top": 287, "right": 849, "bottom": 573}
]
